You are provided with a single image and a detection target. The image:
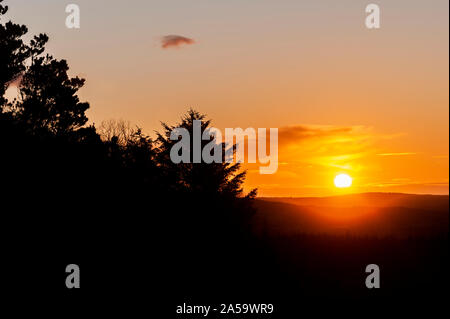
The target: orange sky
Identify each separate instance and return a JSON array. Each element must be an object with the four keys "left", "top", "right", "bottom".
[{"left": 5, "top": 0, "right": 449, "bottom": 196}]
